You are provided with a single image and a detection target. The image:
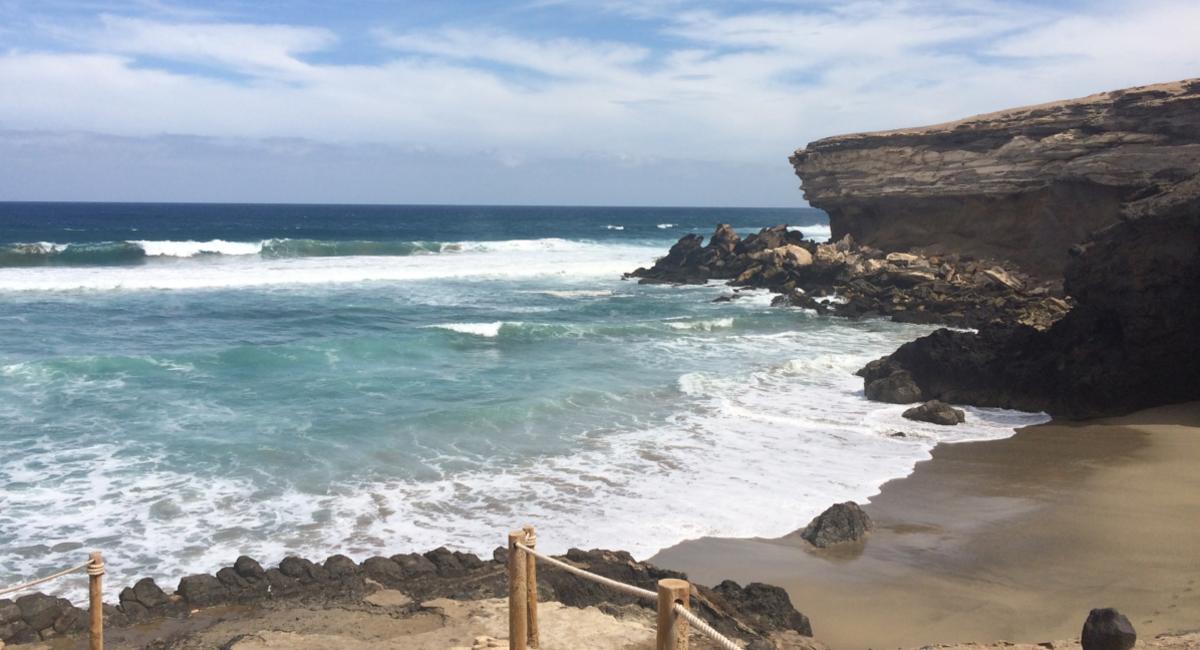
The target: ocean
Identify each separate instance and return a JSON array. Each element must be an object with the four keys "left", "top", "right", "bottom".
[{"left": 0, "top": 203, "right": 1047, "bottom": 596}]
